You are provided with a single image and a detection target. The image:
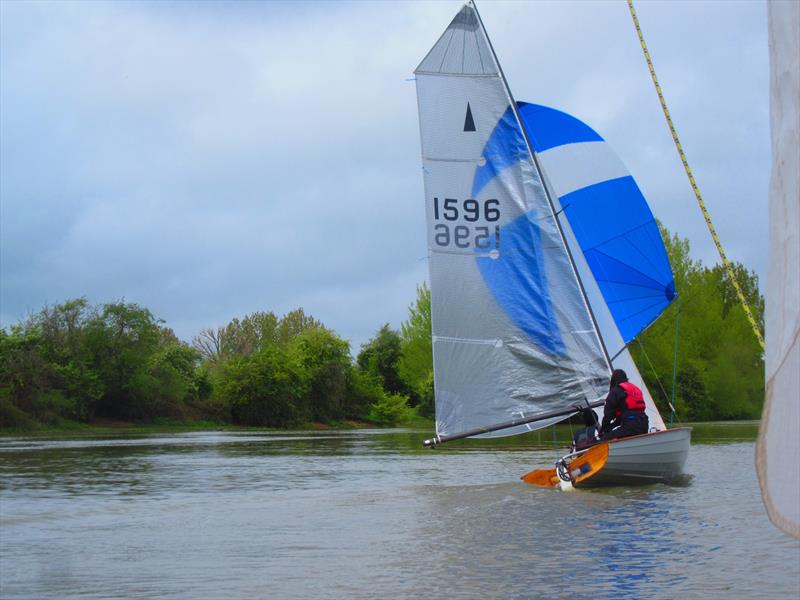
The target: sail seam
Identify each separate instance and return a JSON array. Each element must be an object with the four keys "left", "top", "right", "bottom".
[
  {"left": 613, "top": 298, "right": 671, "bottom": 325},
  {"left": 414, "top": 71, "right": 499, "bottom": 78},
  {"left": 578, "top": 218, "right": 657, "bottom": 256},
  {"left": 433, "top": 336, "right": 501, "bottom": 345},
  {"left": 461, "top": 21, "right": 466, "bottom": 73},
  {"left": 472, "top": 18, "right": 486, "bottom": 73},
  {"left": 437, "top": 28, "right": 456, "bottom": 73},
  {"left": 423, "top": 157, "right": 482, "bottom": 163}
]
